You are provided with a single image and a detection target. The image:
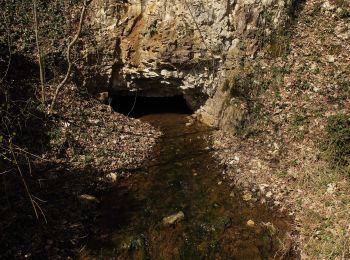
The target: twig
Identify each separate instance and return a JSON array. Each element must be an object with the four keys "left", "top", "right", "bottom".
[
  {"left": 127, "top": 90, "right": 138, "bottom": 117},
  {"left": 0, "top": 169, "right": 11, "bottom": 175},
  {"left": 0, "top": 13, "right": 11, "bottom": 84},
  {"left": 25, "top": 153, "right": 33, "bottom": 177},
  {"left": 32, "top": 199, "right": 47, "bottom": 224},
  {"left": 0, "top": 151, "right": 12, "bottom": 162},
  {"left": 33, "top": 0, "right": 46, "bottom": 106},
  {"left": 13, "top": 144, "right": 51, "bottom": 162},
  {"left": 49, "top": 0, "right": 89, "bottom": 114},
  {"left": 8, "top": 139, "right": 39, "bottom": 220},
  {"left": 32, "top": 195, "right": 47, "bottom": 203}
]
